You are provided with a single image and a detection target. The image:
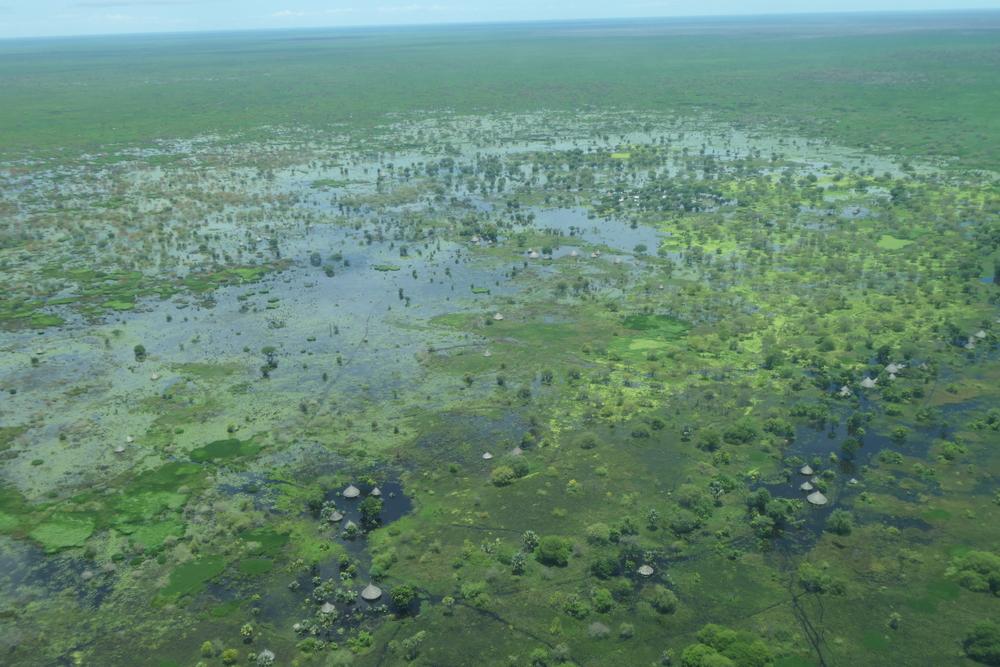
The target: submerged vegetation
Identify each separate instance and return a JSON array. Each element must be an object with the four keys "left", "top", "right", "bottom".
[{"left": 1, "top": 11, "right": 999, "bottom": 667}]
